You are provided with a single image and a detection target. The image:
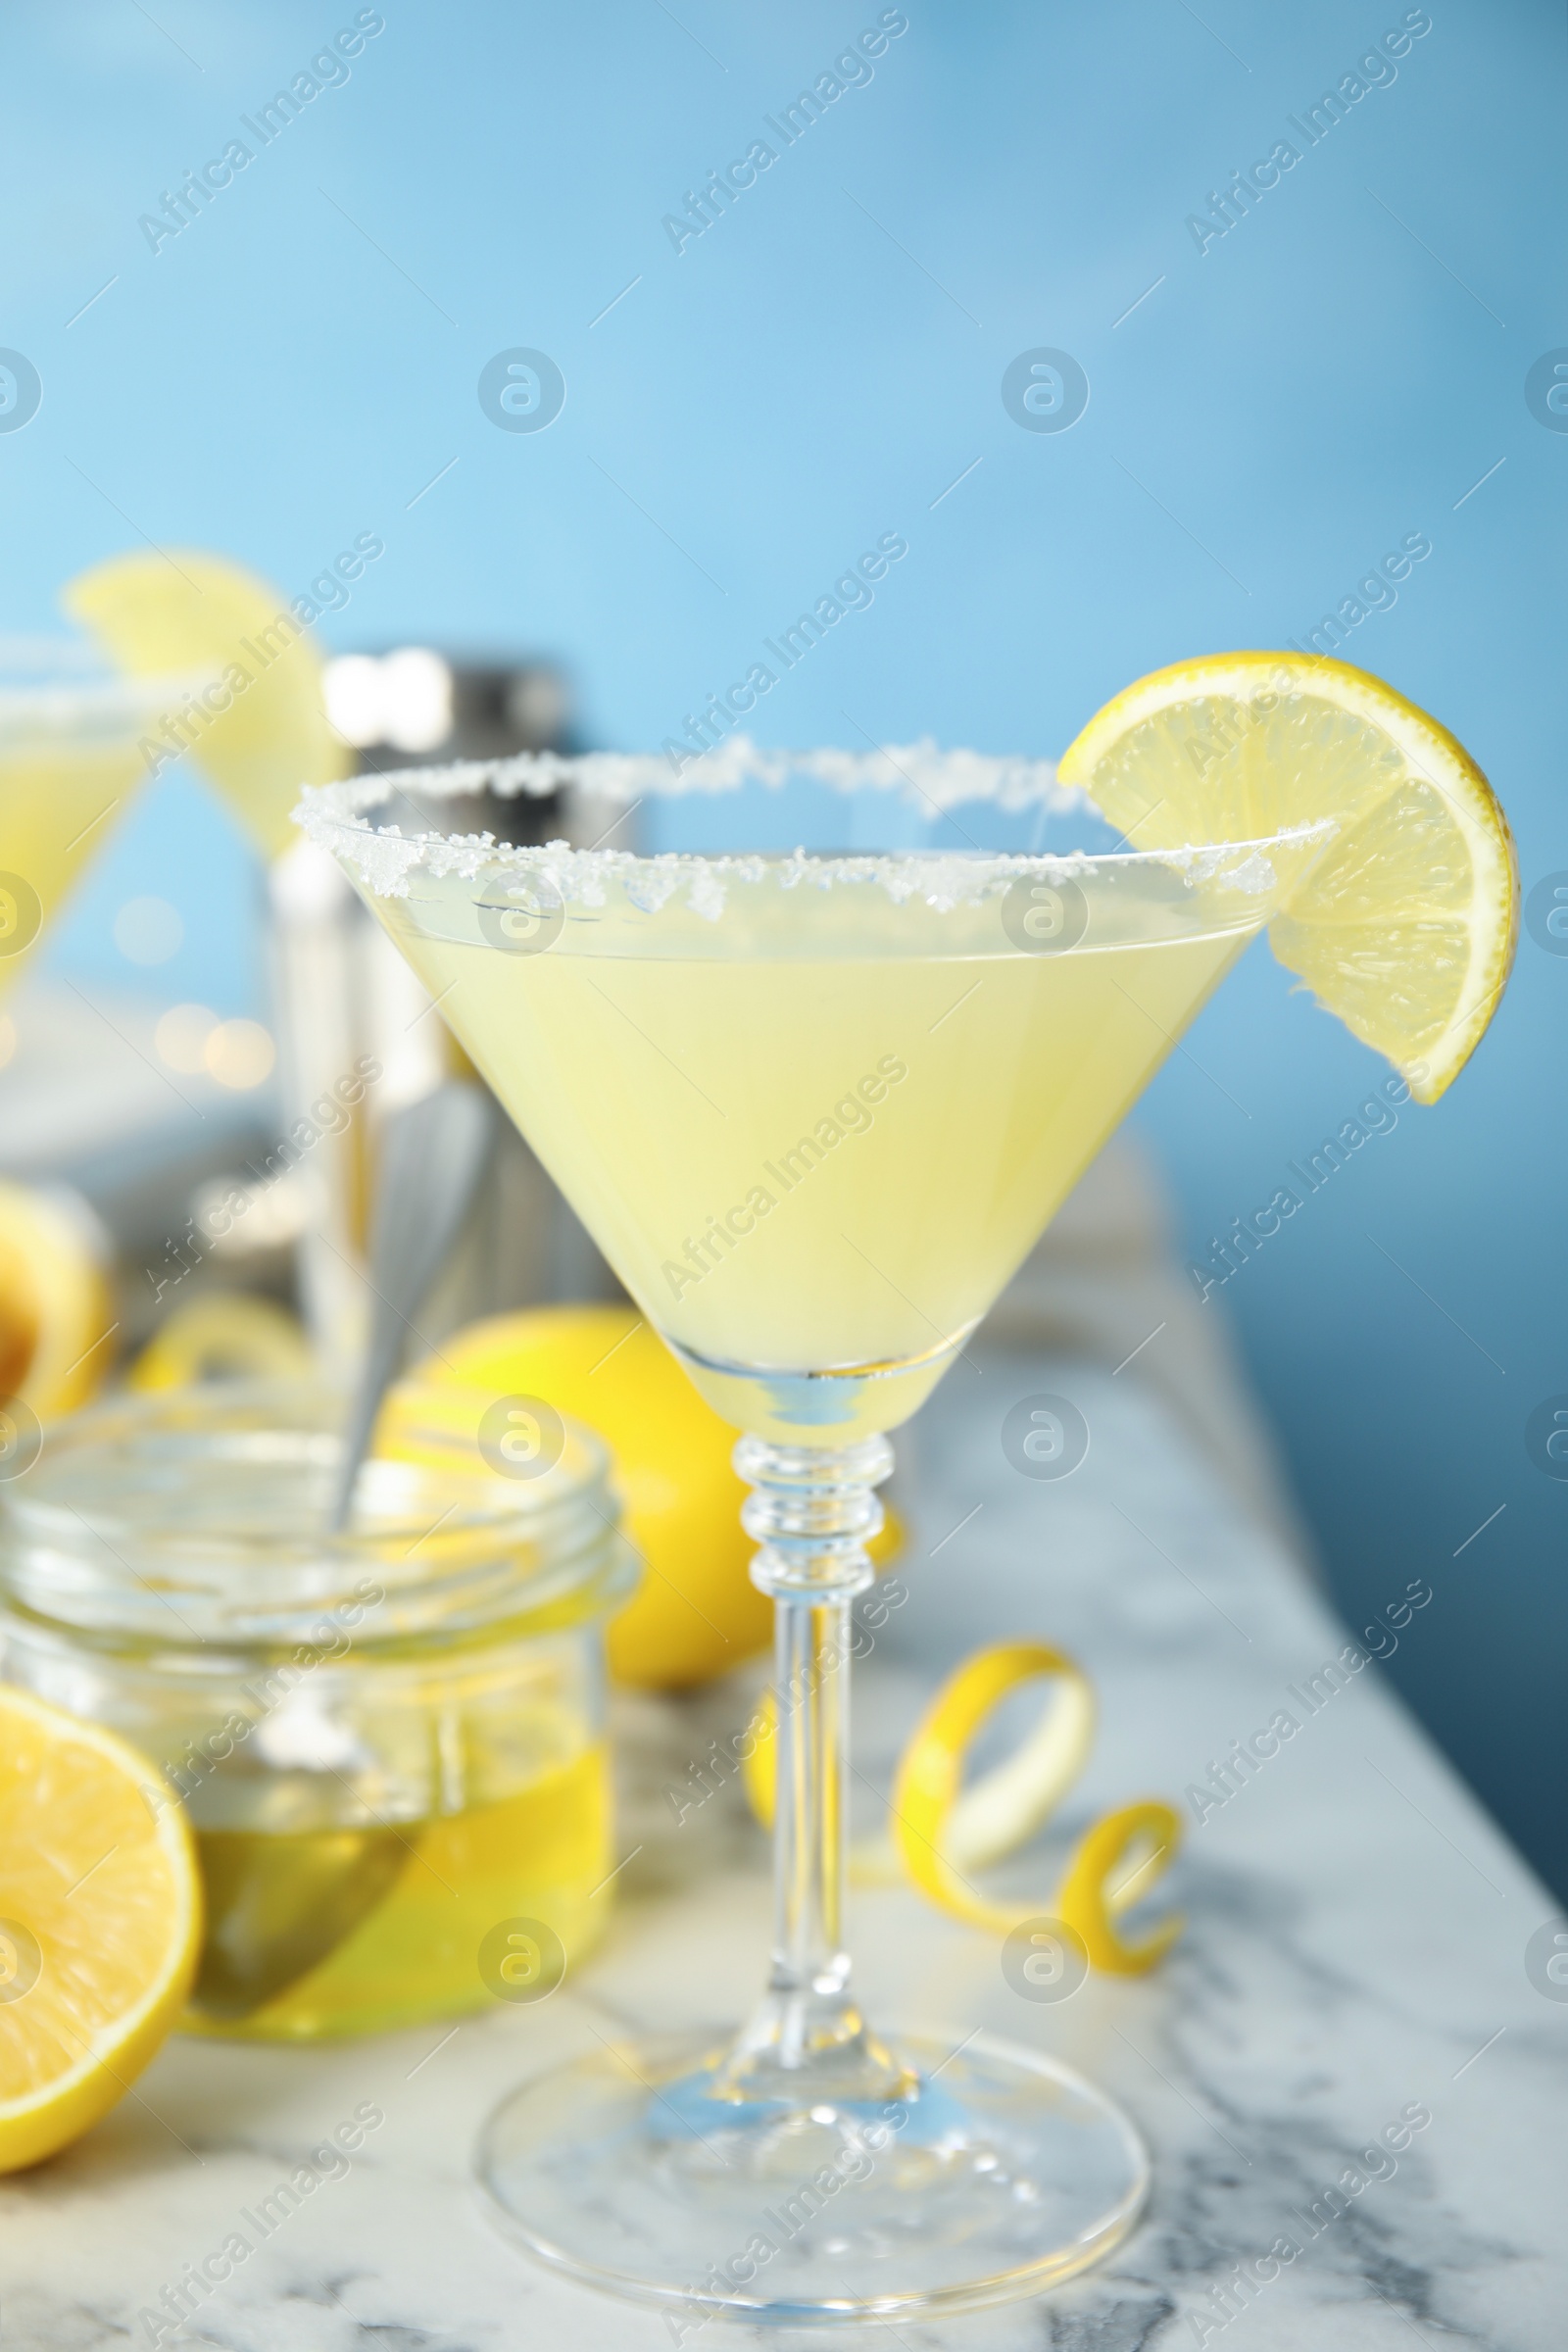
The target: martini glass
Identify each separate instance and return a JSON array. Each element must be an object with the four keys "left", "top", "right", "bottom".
[
  {"left": 0, "top": 644, "right": 208, "bottom": 1001},
  {"left": 300, "top": 746, "right": 1329, "bottom": 2326}
]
